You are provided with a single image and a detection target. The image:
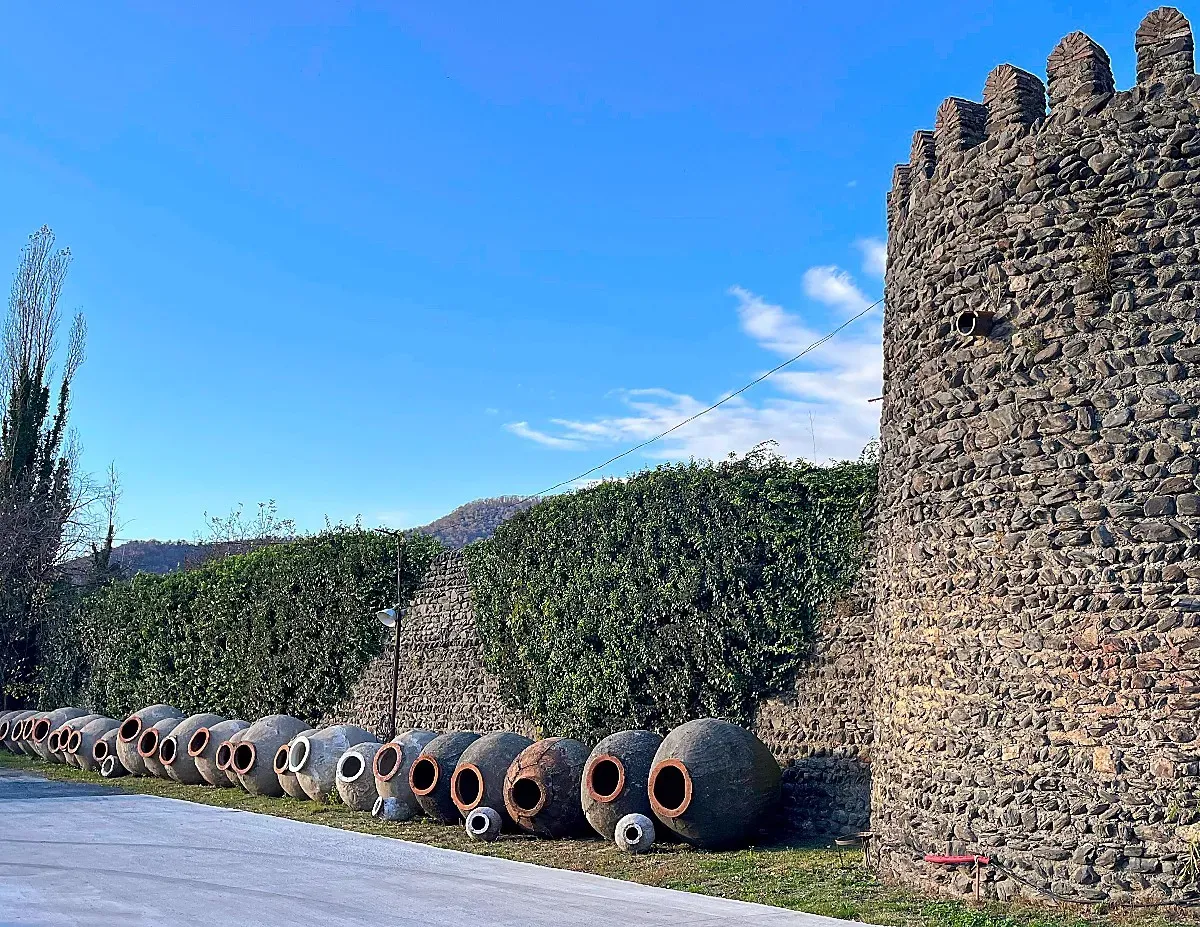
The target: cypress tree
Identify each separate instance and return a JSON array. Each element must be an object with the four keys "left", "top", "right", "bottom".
[{"left": 0, "top": 226, "right": 86, "bottom": 707}]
